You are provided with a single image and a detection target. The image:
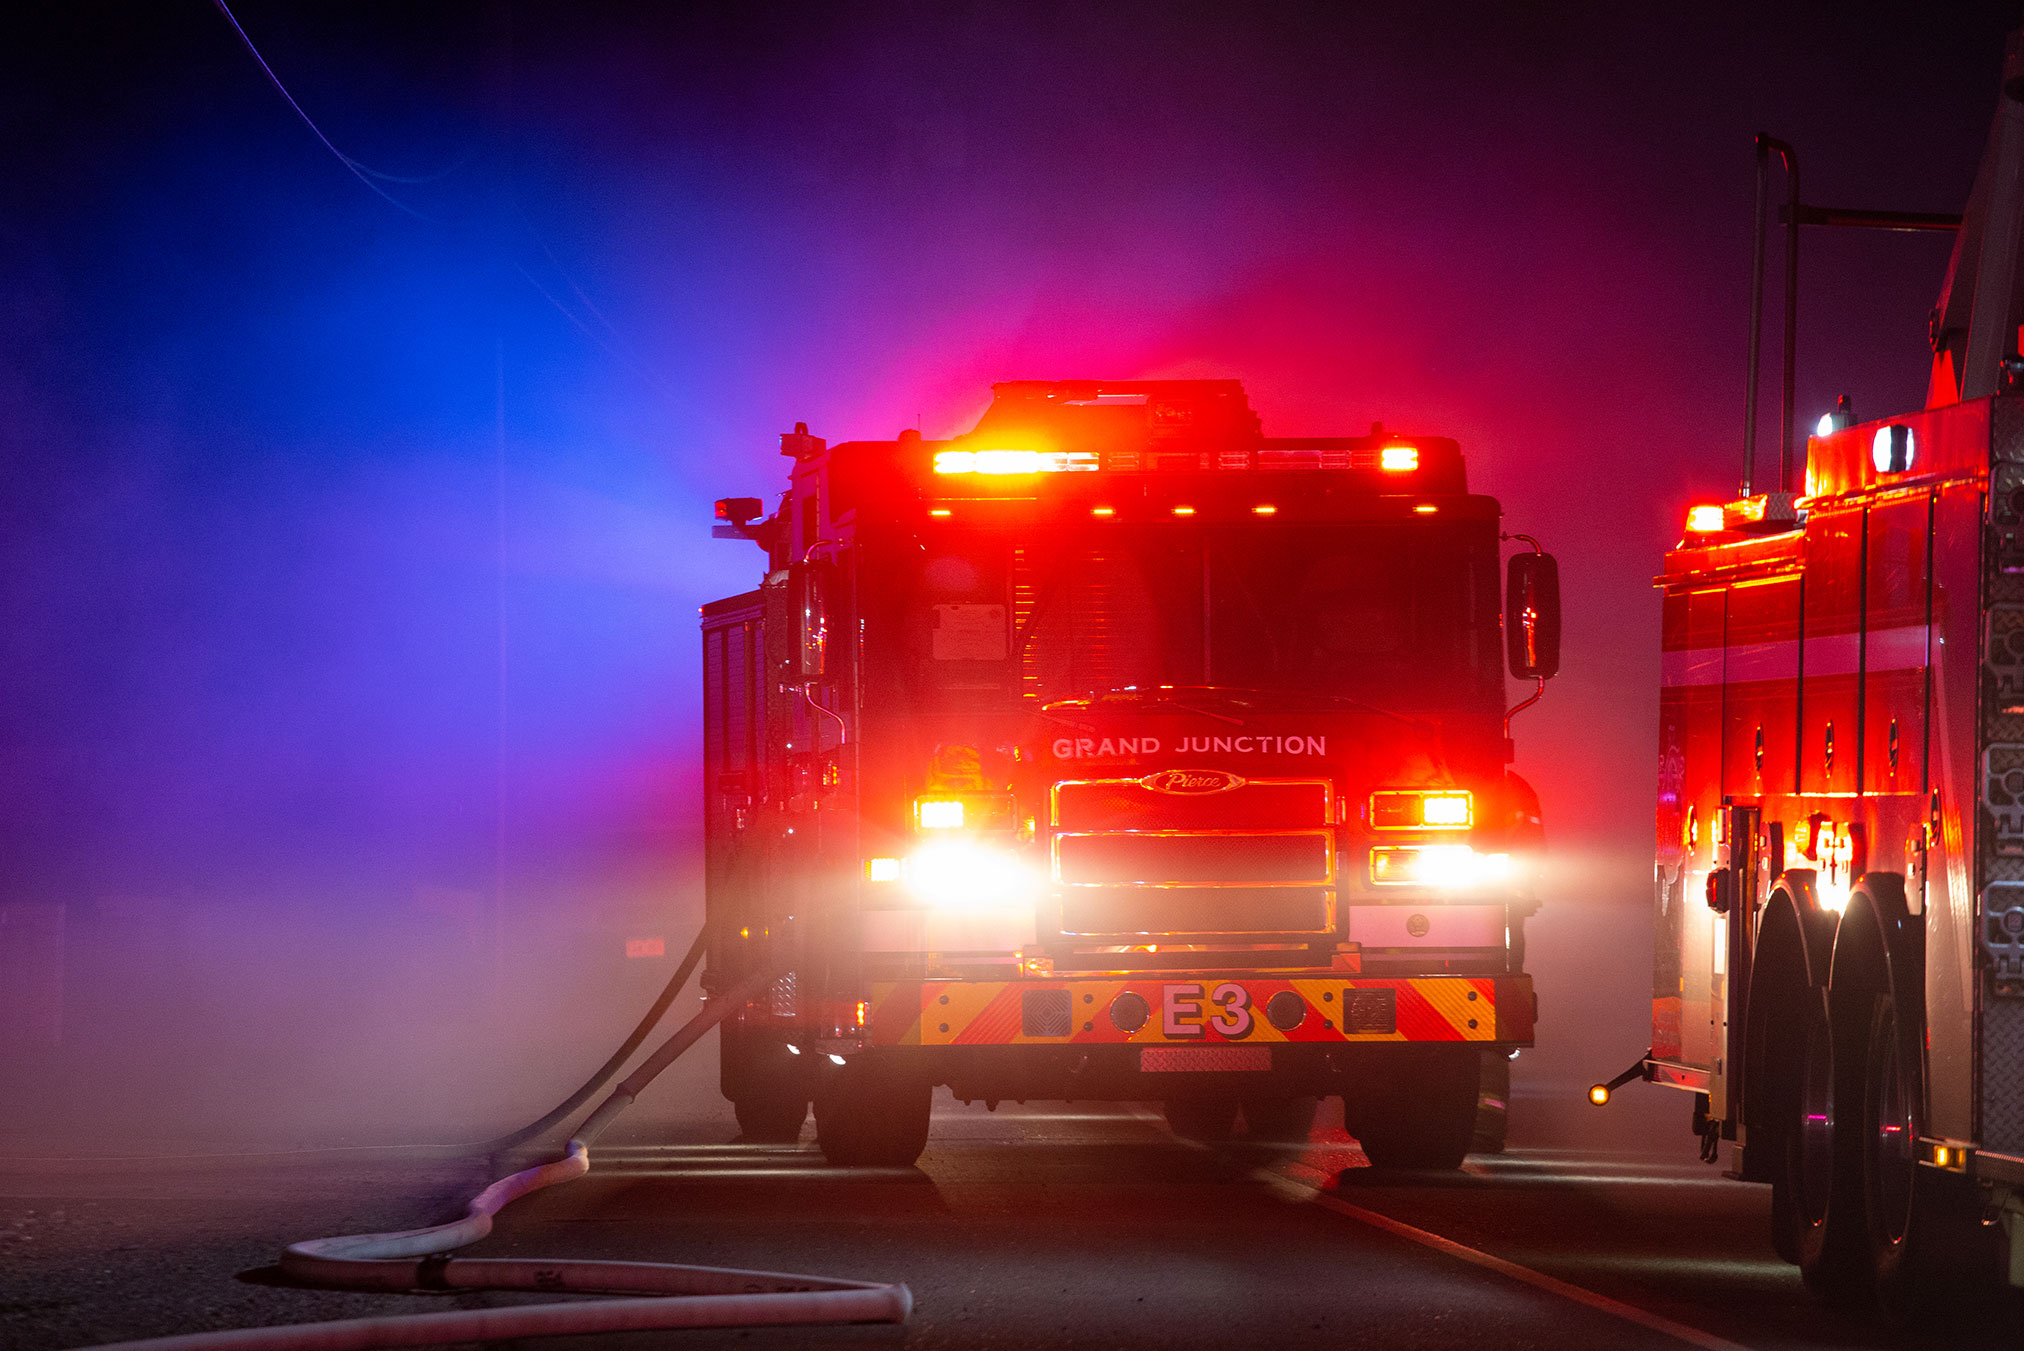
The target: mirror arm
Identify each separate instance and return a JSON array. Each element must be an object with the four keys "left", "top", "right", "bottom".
[
  {"left": 802, "top": 684, "right": 848, "bottom": 747},
  {"left": 1503, "top": 676, "right": 1545, "bottom": 740}
]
